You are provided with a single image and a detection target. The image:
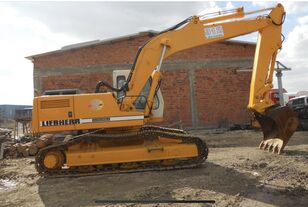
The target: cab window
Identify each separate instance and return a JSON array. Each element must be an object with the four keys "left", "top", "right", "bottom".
[
  {"left": 134, "top": 78, "right": 159, "bottom": 110},
  {"left": 117, "top": 75, "right": 126, "bottom": 88},
  {"left": 116, "top": 75, "right": 126, "bottom": 99}
]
